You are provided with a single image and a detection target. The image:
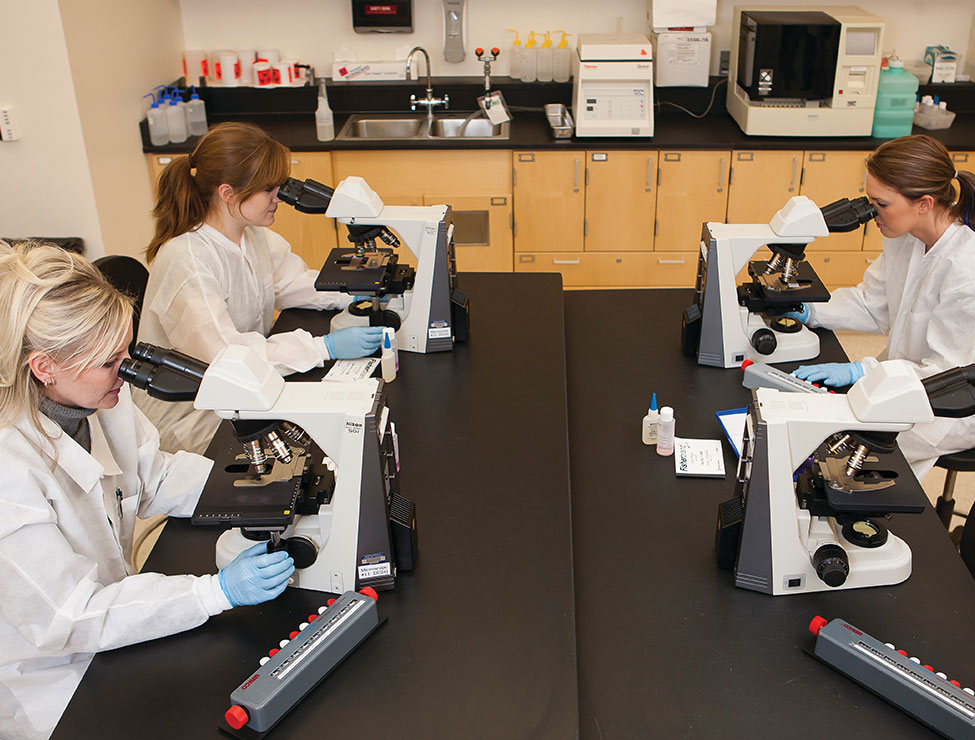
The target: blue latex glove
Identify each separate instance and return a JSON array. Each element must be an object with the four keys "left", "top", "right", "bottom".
[
  {"left": 322, "top": 326, "right": 384, "bottom": 359},
  {"left": 779, "top": 303, "right": 809, "bottom": 324},
  {"left": 218, "top": 542, "right": 295, "bottom": 607},
  {"left": 793, "top": 361, "right": 865, "bottom": 387}
]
